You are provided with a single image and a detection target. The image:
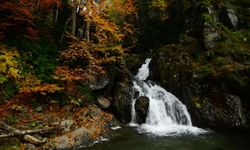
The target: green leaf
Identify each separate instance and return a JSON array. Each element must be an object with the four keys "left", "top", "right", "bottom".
[{"left": 29, "top": 121, "right": 37, "bottom": 127}]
